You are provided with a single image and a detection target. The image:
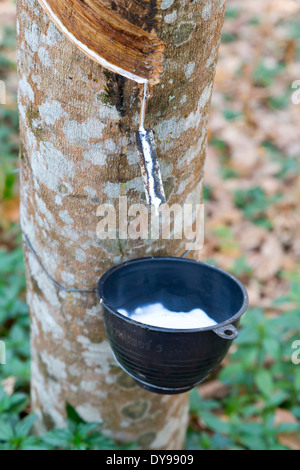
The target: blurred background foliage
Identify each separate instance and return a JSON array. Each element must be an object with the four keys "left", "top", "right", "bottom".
[{"left": 0, "top": 0, "right": 300, "bottom": 450}]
